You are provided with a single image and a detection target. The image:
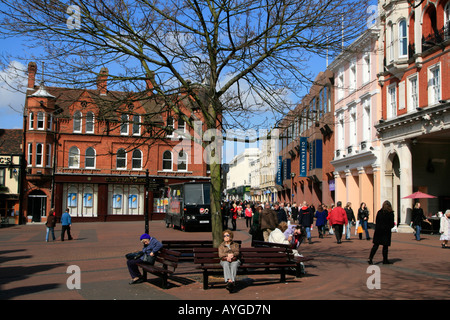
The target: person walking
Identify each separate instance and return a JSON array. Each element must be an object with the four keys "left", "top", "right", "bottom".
[
  {"left": 299, "top": 201, "right": 314, "bottom": 244},
  {"left": 328, "top": 201, "right": 348, "bottom": 244},
  {"left": 411, "top": 202, "right": 431, "bottom": 241},
  {"left": 315, "top": 204, "right": 328, "bottom": 239},
  {"left": 61, "top": 208, "right": 73, "bottom": 241},
  {"left": 45, "top": 208, "right": 57, "bottom": 242},
  {"left": 230, "top": 202, "right": 238, "bottom": 231},
  {"left": 357, "top": 202, "right": 371, "bottom": 240},
  {"left": 251, "top": 205, "right": 264, "bottom": 241},
  {"left": 368, "top": 200, "right": 395, "bottom": 265},
  {"left": 244, "top": 203, "right": 253, "bottom": 229},
  {"left": 344, "top": 202, "right": 356, "bottom": 240},
  {"left": 439, "top": 210, "right": 450, "bottom": 248}
]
